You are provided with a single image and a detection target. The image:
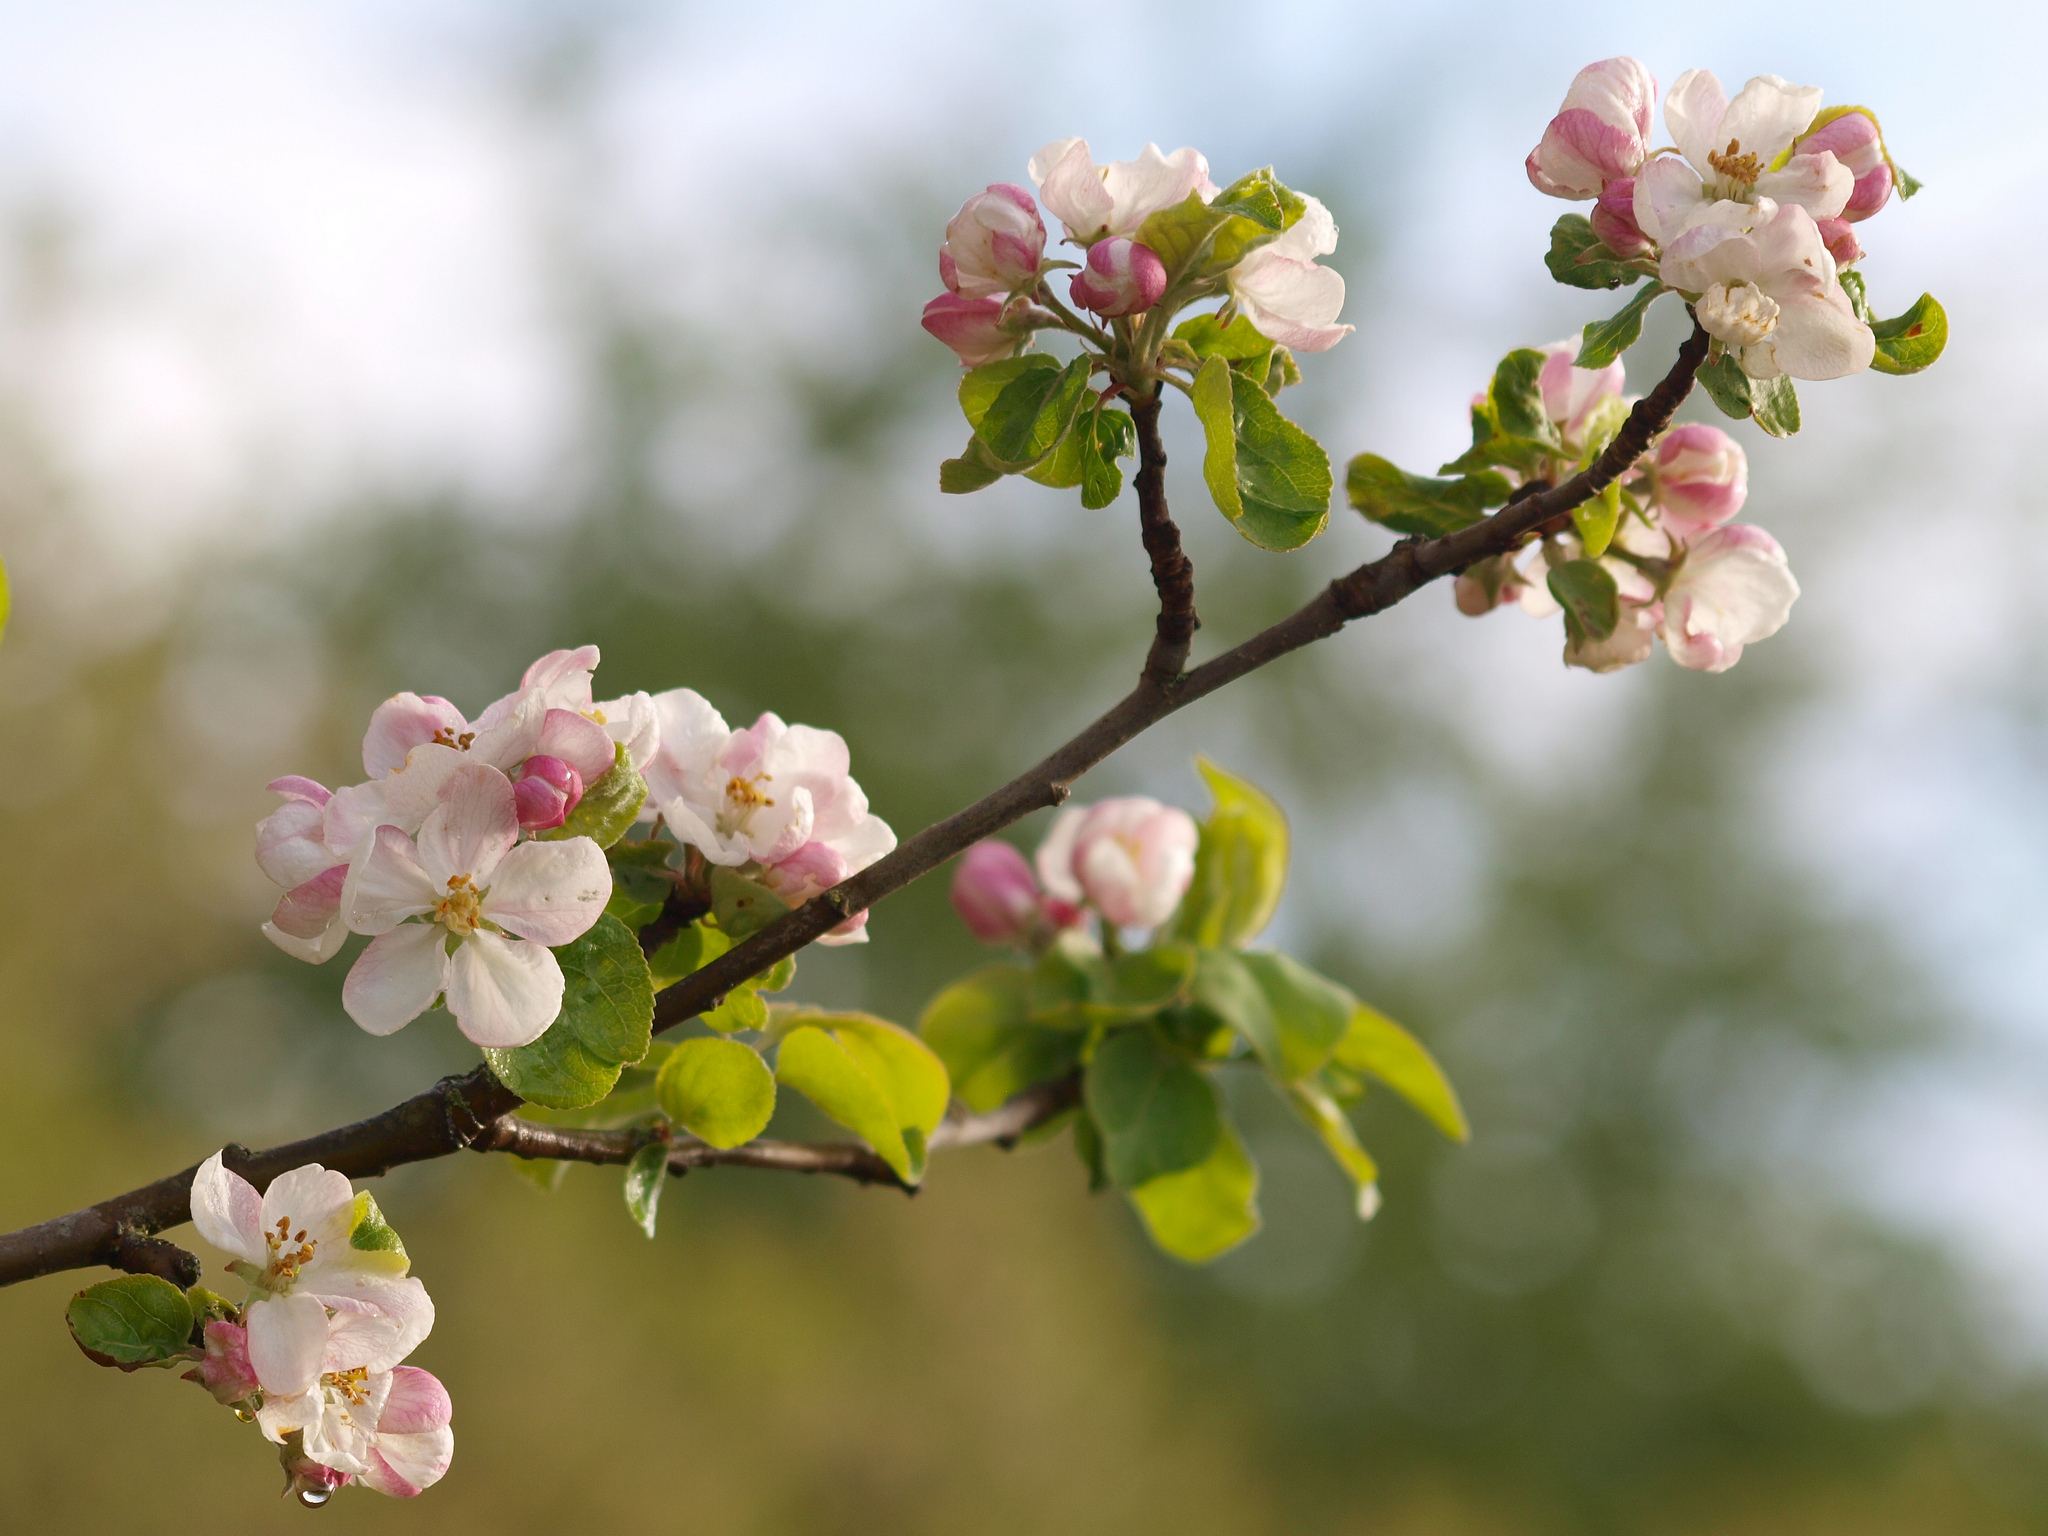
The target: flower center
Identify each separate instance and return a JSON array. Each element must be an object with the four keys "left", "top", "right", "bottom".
[
  {"left": 429, "top": 727, "right": 477, "bottom": 751},
  {"left": 718, "top": 774, "right": 775, "bottom": 836},
  {"left": 1706, "top": 137, "right": 1761, "bottom": 188},
  {"left": 265, "top": 1215, "right": 317, "bottom": 1285},
  {"left": 435, "top": 873, "right": 484, "bottom": 936},
  {"left": 1697, "top": 282, "right": 1780, "bottom": 348},
  {"left": 322, "top": 1367, "right": 372, "bottom": 1406}
]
